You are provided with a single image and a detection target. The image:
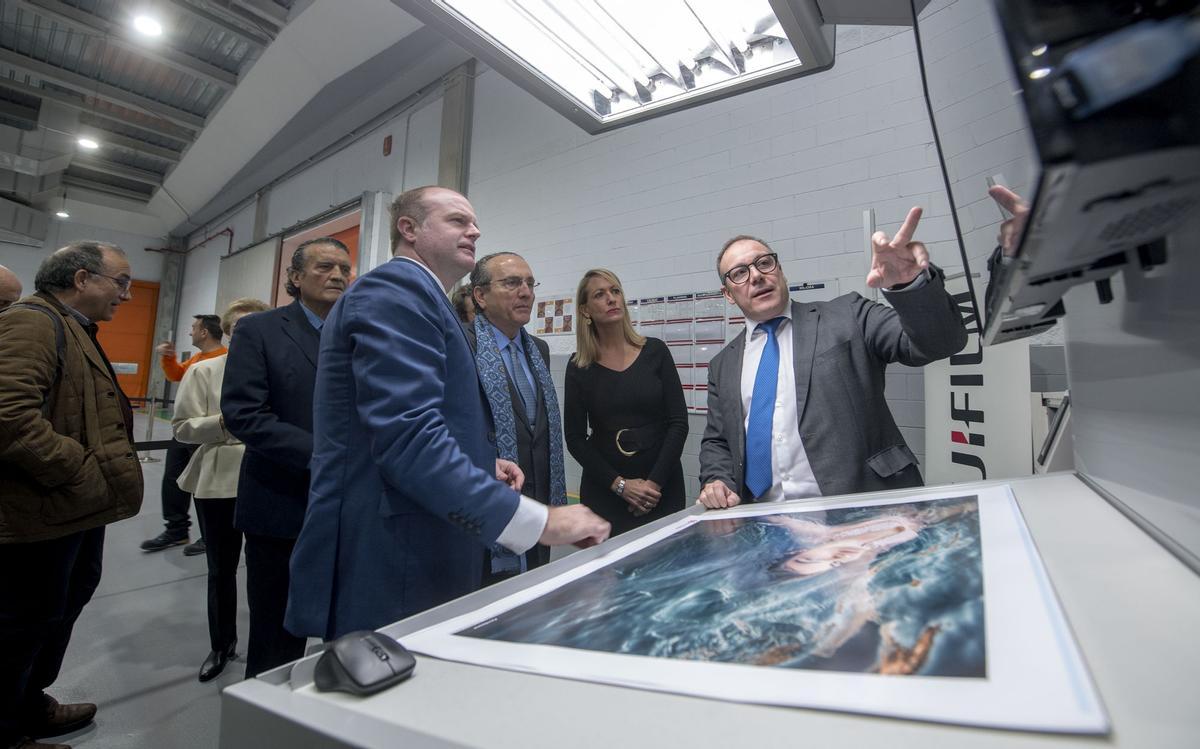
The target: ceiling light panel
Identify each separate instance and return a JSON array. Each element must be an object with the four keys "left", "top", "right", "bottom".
[{"left": 400, "top": 0, "right": 834, "bottom": 133}]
